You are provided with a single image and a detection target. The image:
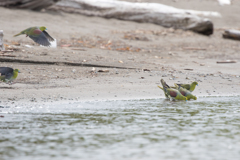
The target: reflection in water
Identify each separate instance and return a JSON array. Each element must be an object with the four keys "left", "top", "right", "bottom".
[{"left": 0, "top": 97, "right": 240, "bottom": 160}]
